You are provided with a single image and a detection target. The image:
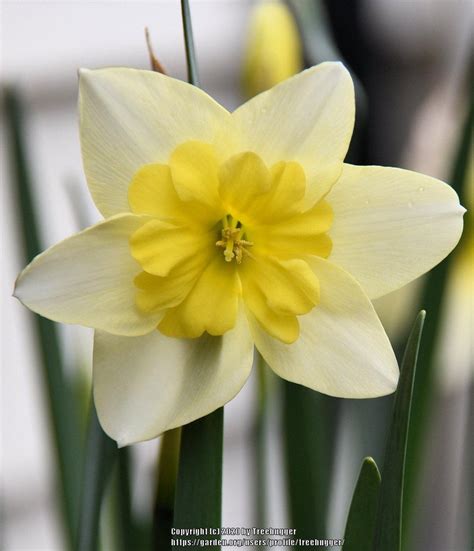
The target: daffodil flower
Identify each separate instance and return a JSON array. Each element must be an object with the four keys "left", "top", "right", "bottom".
[{"left": 15, "top": 63, "right": 464, "bottom": 446}]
